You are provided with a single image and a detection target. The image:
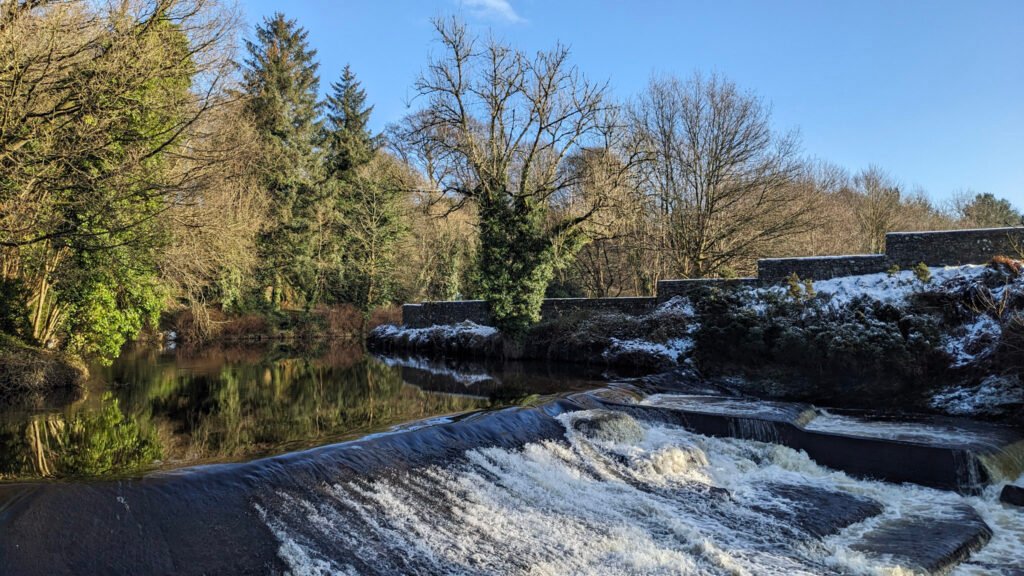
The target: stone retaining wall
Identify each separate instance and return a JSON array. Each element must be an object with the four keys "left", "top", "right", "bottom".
[
  {"left": 758, "top": 254, "right": 889, "bottom": 282},
  {"left": 403, "top": 297, "right": 656, "bottom": 328},
  {"left": 656, "top": 278, "right": 761, "bottom": 301},
  {"left": 886, "top": 228, "right": 1024, "bottom": 267},
  {"left": 402, "top": 226, "right": 1024, "bottom": 327}
]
